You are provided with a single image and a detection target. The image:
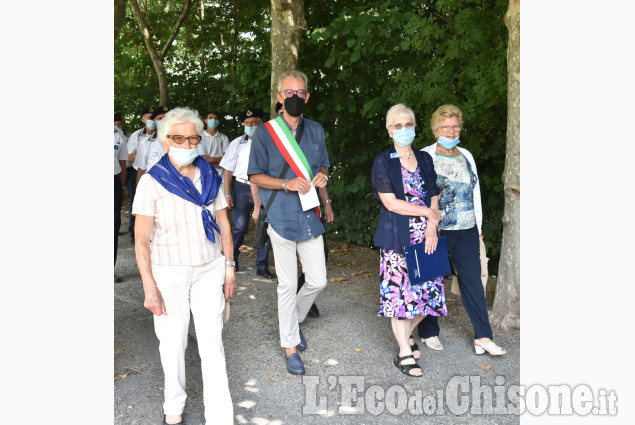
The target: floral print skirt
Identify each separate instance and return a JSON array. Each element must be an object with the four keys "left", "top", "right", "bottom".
[{"left": 377, "top": 165, "right": 448, "bottom": 319}]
